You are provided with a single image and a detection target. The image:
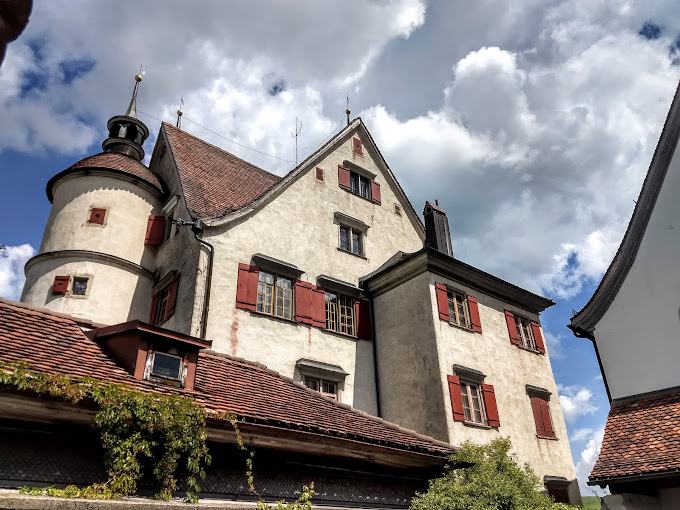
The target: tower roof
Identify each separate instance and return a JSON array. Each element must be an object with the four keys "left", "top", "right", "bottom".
[{"left": 47, "top": 152, "right": 164, "bottom": 202}]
